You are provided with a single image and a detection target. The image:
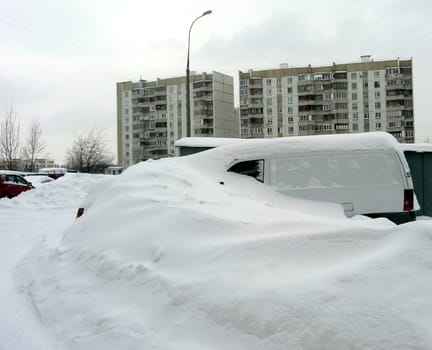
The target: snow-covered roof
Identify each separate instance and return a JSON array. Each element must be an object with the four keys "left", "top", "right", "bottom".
[
  {"left": 197, "top": 132, "right": 403, "bottom": 161},
  {"left": 177, "top": 133, "right": 401, "bottom": 157},
  {"left": 401, "top": 143, "right": 432, "bottom": 153},
  {"left": 175, "top": 137, "right": 244, "bottom": 148},
  {"left": 38, "top": 167, "right": 67, "bottom": 174}
]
